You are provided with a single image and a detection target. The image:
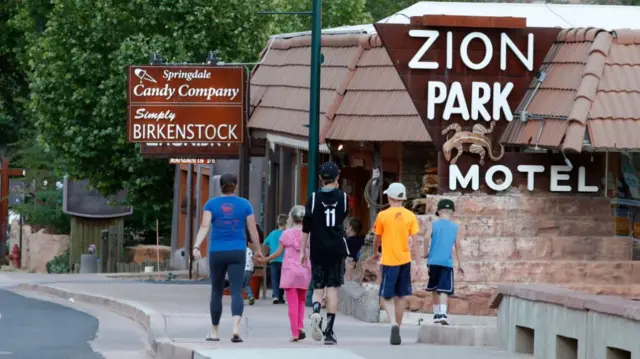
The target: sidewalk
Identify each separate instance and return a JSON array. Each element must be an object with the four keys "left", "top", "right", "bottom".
[{"left": 5, "top": 275, "right": 523, "bottom": 359}]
